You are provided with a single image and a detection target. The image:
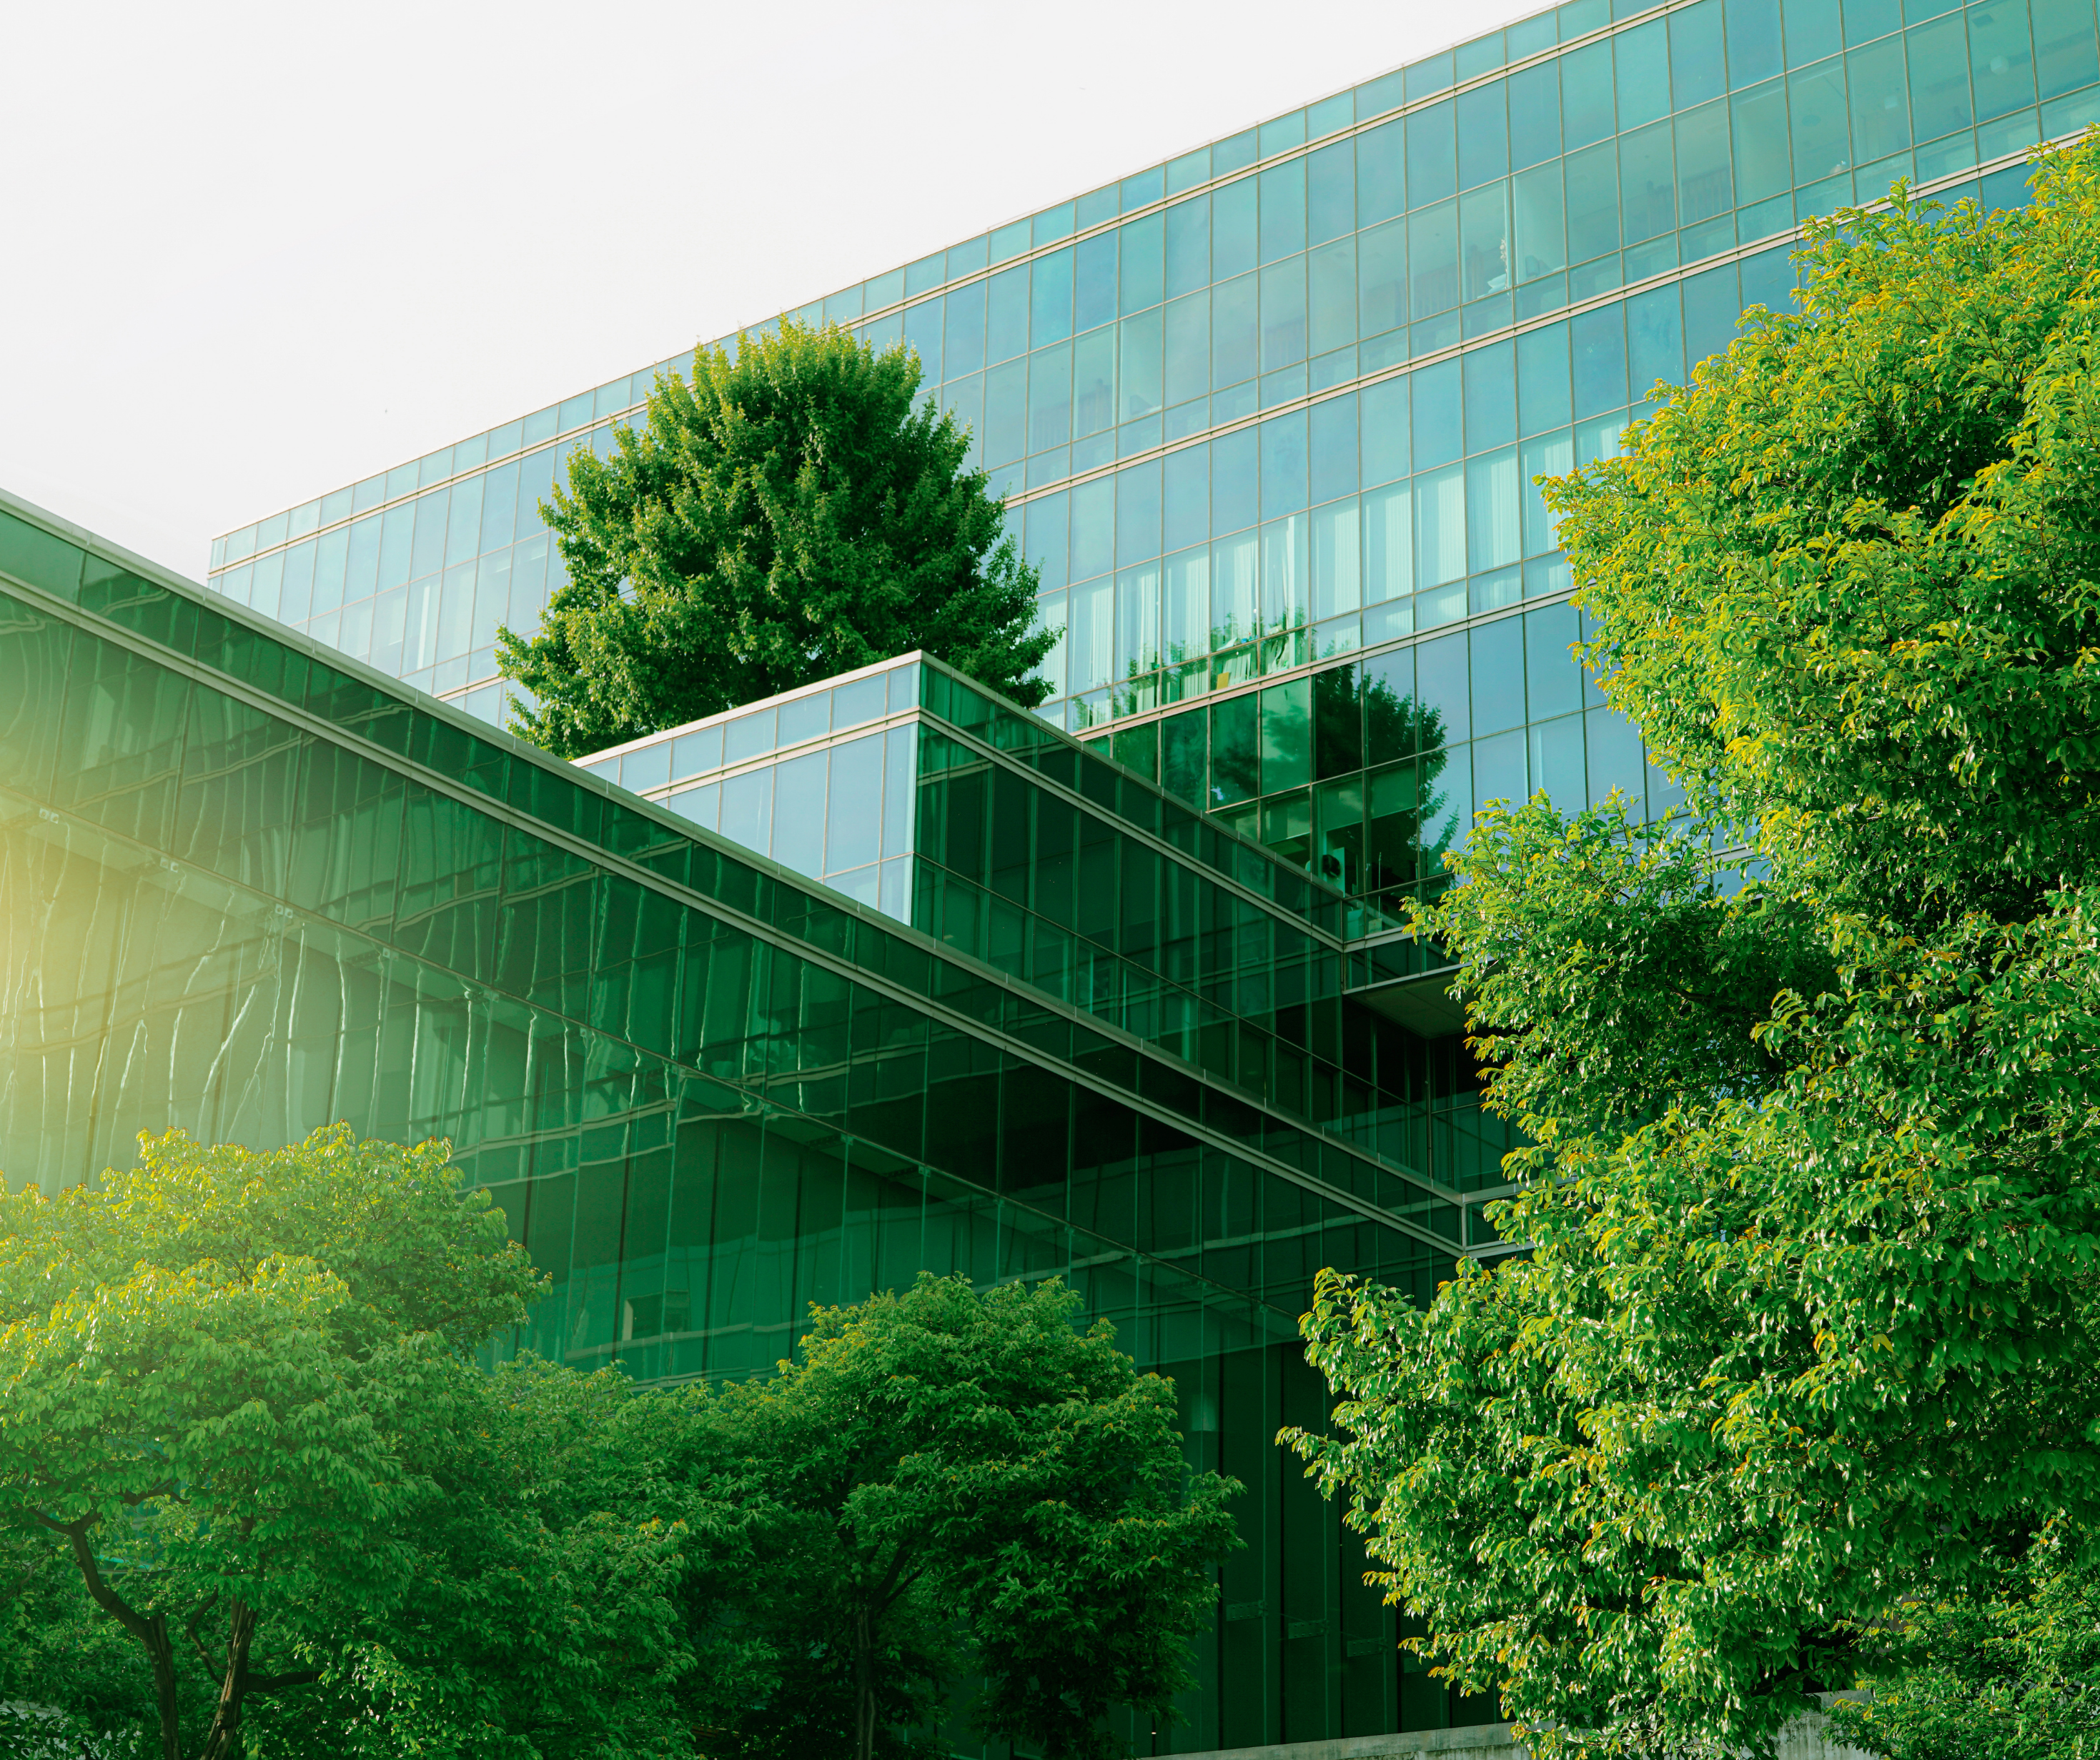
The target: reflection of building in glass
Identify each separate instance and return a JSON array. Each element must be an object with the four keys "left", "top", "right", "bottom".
[{"left": 40, "top": 3, "right": 2090, "bottom": 1751}]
